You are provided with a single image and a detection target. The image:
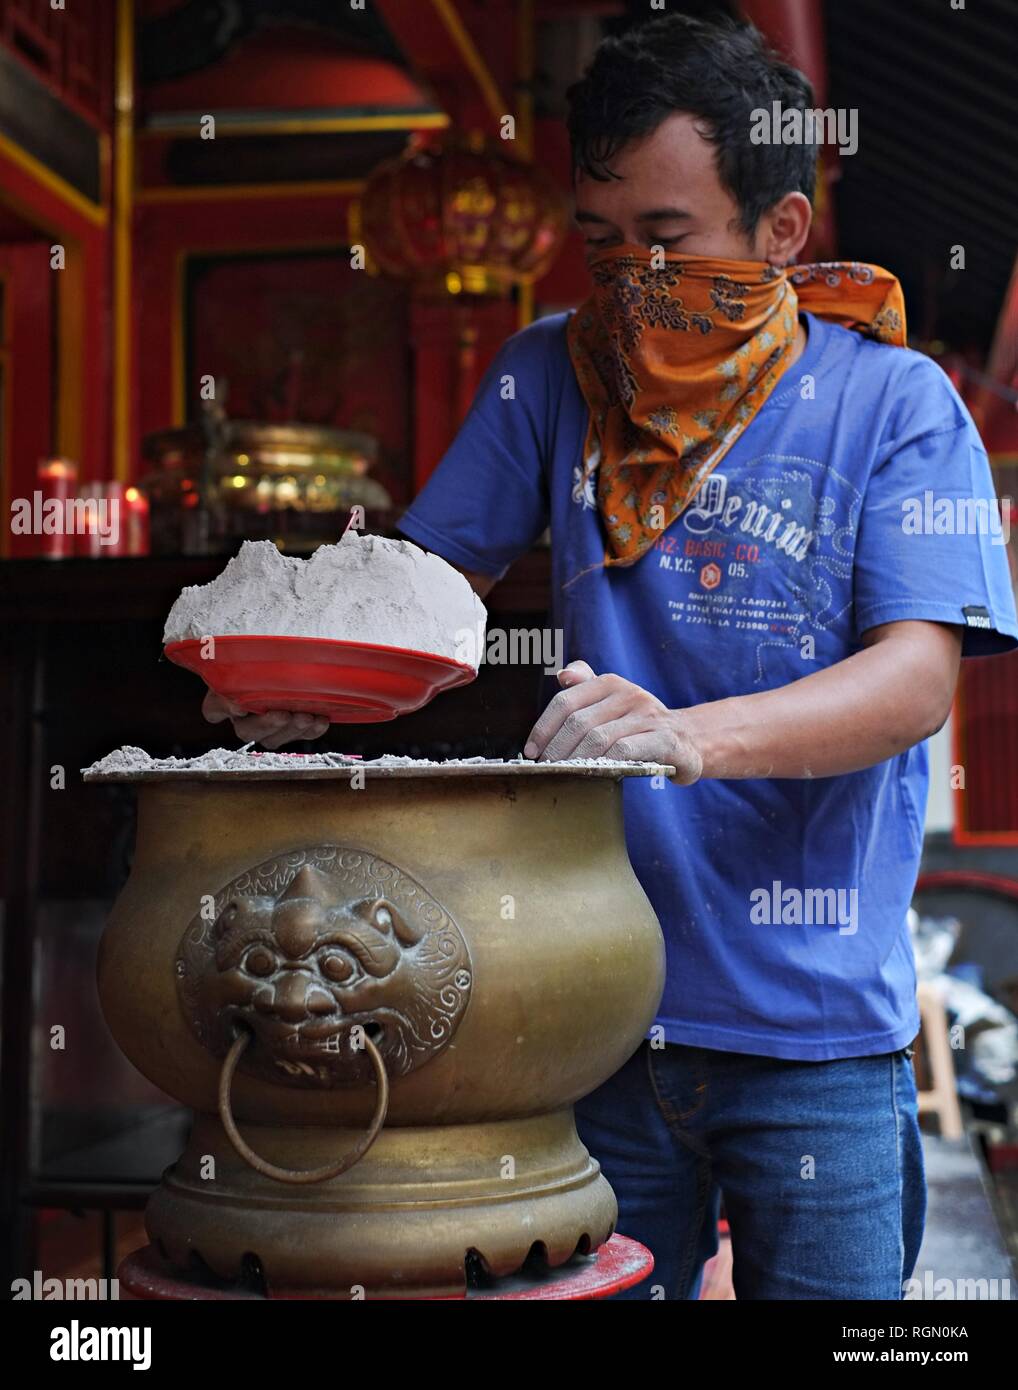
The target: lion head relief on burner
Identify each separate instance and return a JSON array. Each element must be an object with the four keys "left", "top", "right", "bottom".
[{"left": 176, "top": 848, "right": 472, "bottom": 1088}]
